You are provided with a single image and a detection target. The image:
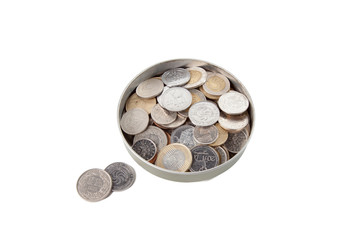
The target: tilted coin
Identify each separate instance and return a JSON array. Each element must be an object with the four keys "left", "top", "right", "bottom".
[
  {"left": 151, "top": 104, "right": 177, "bottom": 125},
  {"left": 209, "top": 123, "right": 229, "bottom": 146},
  {"left": 188, "top": 101, "right": 220, "bottom": 126},
  {"left": 161, "top": 87, "right": 192, "bottom": 112},
  {"left": 218, "top": 111, "right": 249, "bottom": 133},
  {"left": 223, "top": 129, "right": 248, "bottom": 153},
  {"left": 170, "top": 125, "right": 197, "bottom": 149},
  {"left": 120, "top": 108, "right": 149, "bottom": 135},
  {"left": 125, "top": 93, "right": 156, "bottom": 114},
  {"left": 203, "top": 73, "right": 230, "bottom": 96},
  {"left": 218, "top": 91, "right": 249, "bottom": 115},
  {"left": 190, "top": 145, "right": 219, "bottom": 172},
  {"left": 136, "top": 78, "right": 164, "bottom": 98},
  {"left": 157, "top": 114, "right": 187, "bottom": 129},
  {"left": 132, "top": 138, "right": 157, "bottom": 161},
  {"left": 155, "top": 143, "right": 192, "bottom": 172},
  {"left": 199, "top": 85, "right": 220, "bottom": 100},
  {"left": 183, "top": 67, "right": 207, "bottom": 89},
  {"left": 157, "top": 86, "right": 169, "bottom": 107},
  {"left": 193, "top": 125, "right": 219, "bottom": 145},
  {"left": 214, "top": 146, "right": 229, "bottom": 165},
  {"left": 77, "top": 168, "right": 112, "bottom": 202},
  {"left": 104, "top": 162, "right": 136, "bottom": 192},
  {"left": 178, "top": 108, "right": 189, "bottom": 118},
  {"left": 189, "top": 88, "right": 206, "bottom": 104},
  {"left": 133, "top": 125, "right": 168, "bottom": 152},
  {"left": 161, "top": 68, "right": 191, "bottom": 87}
]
